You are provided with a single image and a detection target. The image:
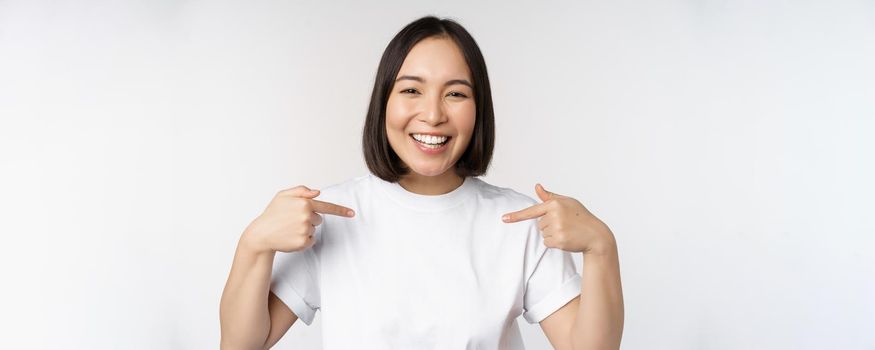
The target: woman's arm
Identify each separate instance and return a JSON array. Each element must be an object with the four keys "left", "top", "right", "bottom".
[
  {"left": 220, "top": 232, "right": 303, "bottom": 350},
  {"left": 571, "top": 241, "right": 624, "bottom": 349},
  {"left": 540, "top": 240, "right": 624, "bottom": 350},
  {"left": 219, "top": 234, "right": 277, "bottom": 349}
]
